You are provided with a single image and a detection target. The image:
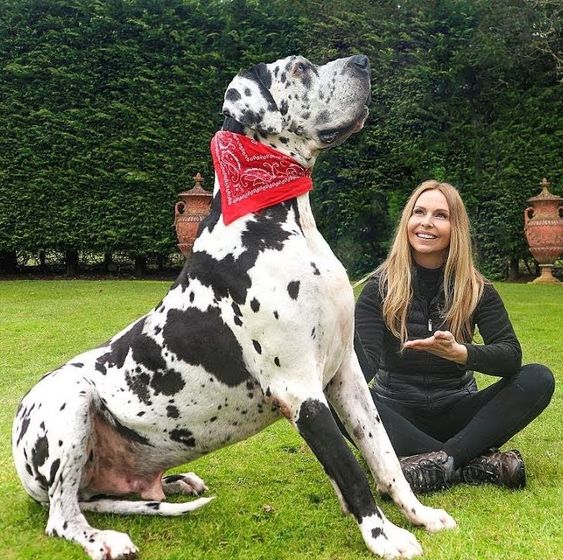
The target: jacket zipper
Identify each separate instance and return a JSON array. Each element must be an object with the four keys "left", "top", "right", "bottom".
[{"left": 428, "top": 318, "right": 433, "bottom": 333}]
